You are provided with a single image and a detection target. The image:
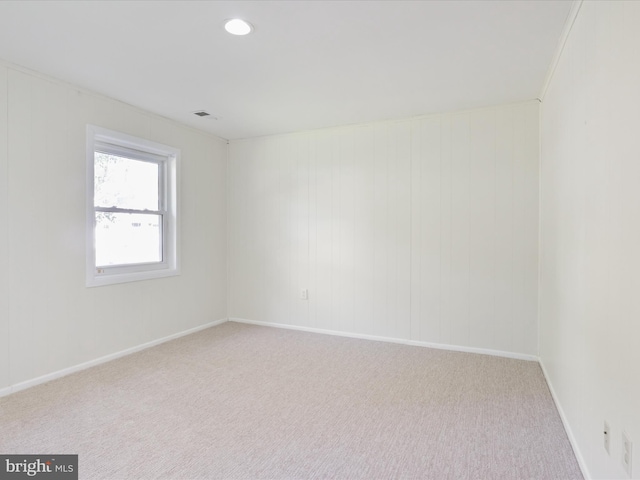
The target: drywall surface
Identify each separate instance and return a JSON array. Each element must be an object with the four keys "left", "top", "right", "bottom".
[
  {"left": 0, "top": 62, "right": 227, "bottom": 391},
  {"left": 540, "top": 1, "right": 640, "bottom": 478},
  {"left": 229, "top": 101, "right": 539, "bottom": 356}
]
